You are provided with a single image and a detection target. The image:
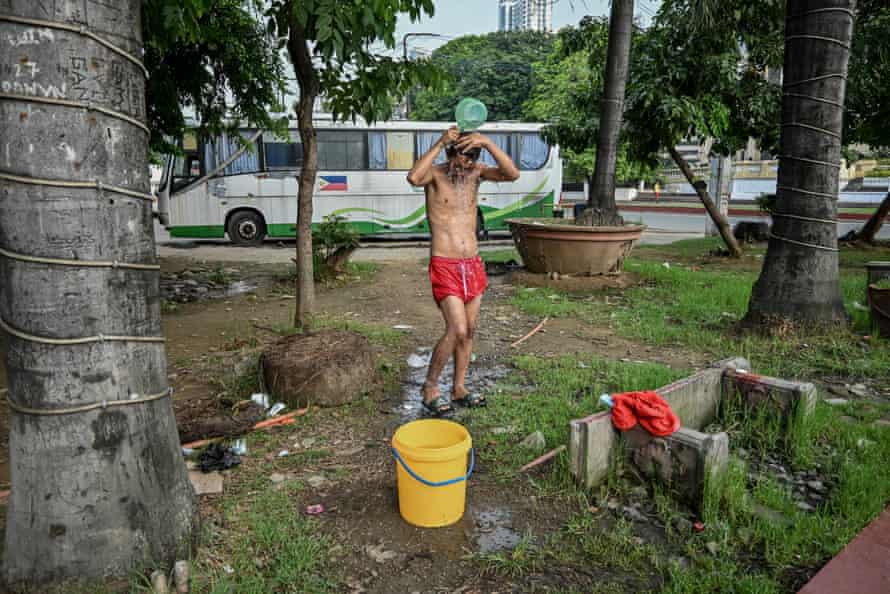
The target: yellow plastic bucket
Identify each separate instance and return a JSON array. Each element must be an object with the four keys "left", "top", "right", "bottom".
[{"left": 391, "top": 419, "right": 474, "bottom": 528}]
